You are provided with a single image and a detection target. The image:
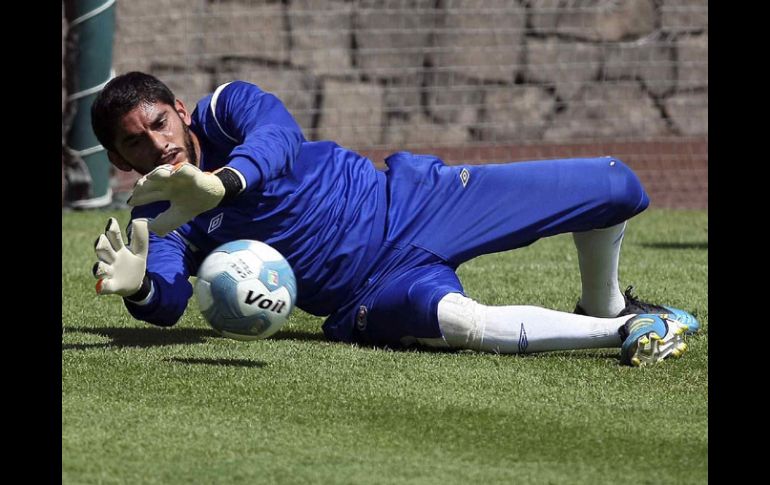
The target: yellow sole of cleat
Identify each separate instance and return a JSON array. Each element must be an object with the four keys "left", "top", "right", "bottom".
[{"left": 625, "top": 317, "right": 693, "bottom": 366}]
